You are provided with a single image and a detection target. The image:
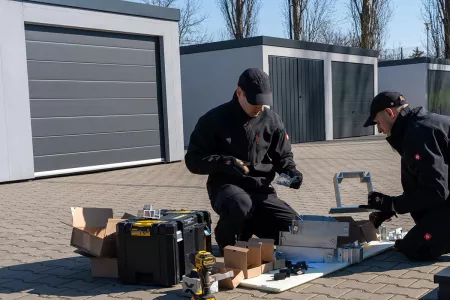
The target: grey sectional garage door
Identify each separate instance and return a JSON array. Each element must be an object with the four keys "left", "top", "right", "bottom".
[
  {"left": 332, "top": 62, "right": 374, "bottom": 139},
  {"left": 25, "top": 25, "right": 164, "bottom": 173},
  {"left": 269, "top": 56, "right": 325, "bottom": 144}
]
